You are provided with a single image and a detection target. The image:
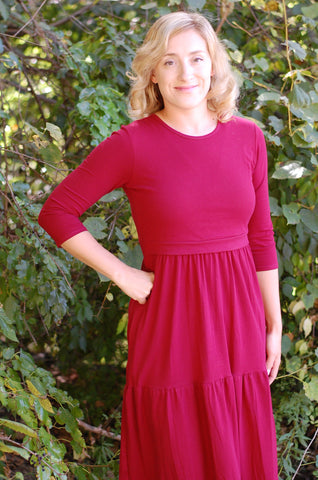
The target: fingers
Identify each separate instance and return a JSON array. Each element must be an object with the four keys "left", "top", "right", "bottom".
[
  {"left": 135, "top": 271, "right": 154, "bottom": 304},
  {"left": 266, "top": 329, "right": 282, "bottom": 384},
  {"left": 266, "top": 354, "right": 281, "bottom": 385}
]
